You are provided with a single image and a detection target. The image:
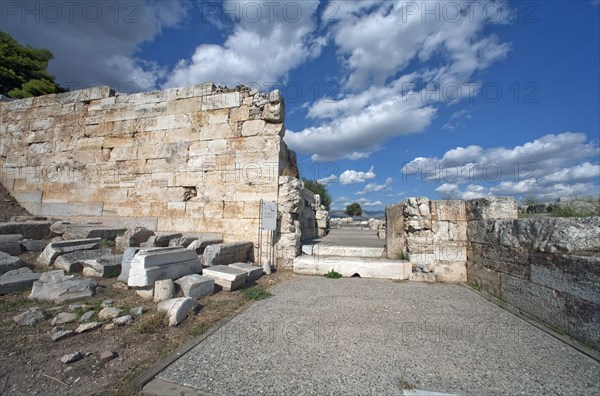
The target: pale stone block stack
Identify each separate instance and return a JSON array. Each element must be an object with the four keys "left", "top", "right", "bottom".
[{"left": 127, "top": 247, "right": 202, "bottom": 287}]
